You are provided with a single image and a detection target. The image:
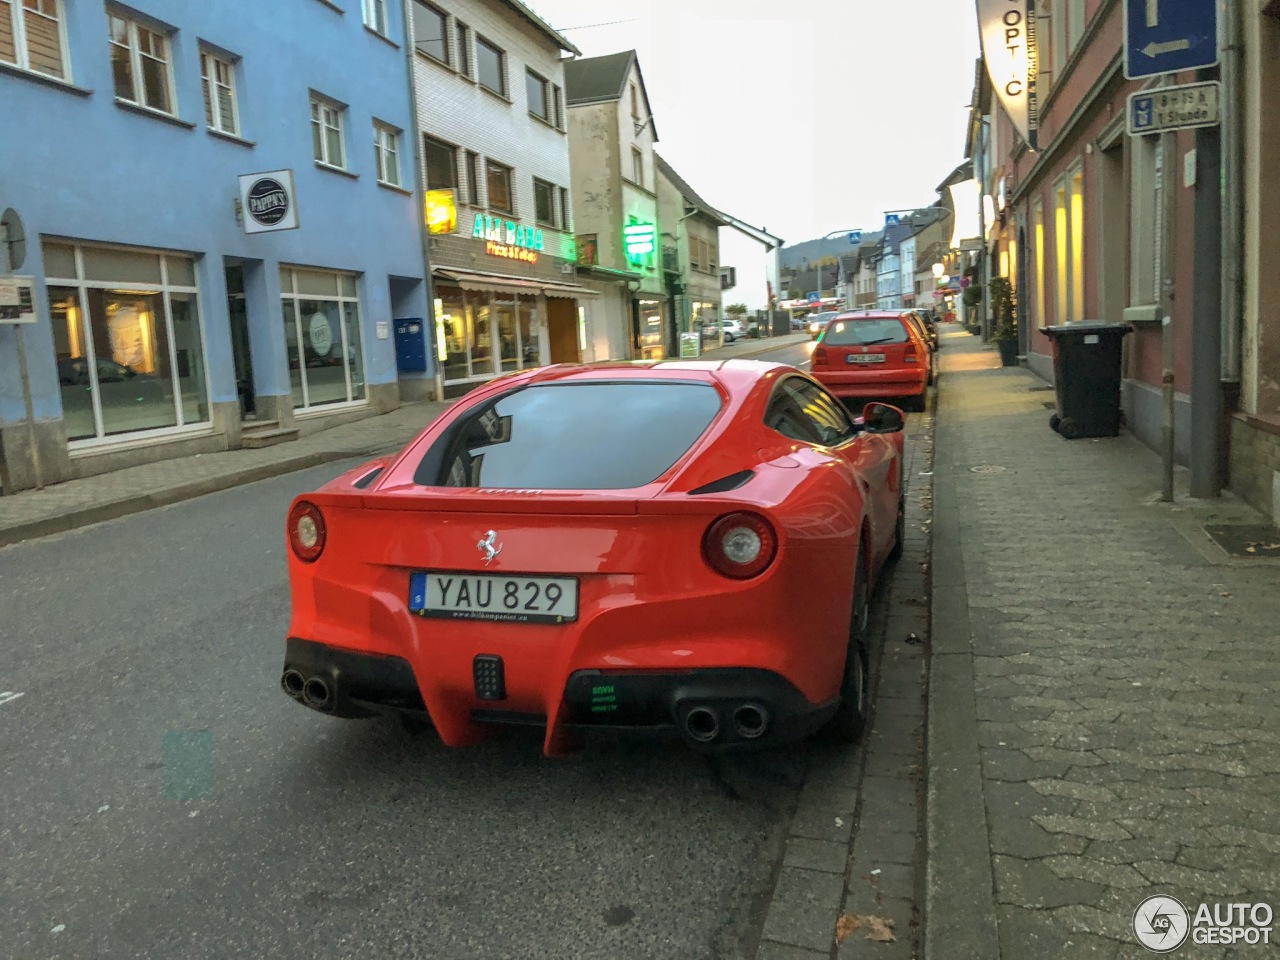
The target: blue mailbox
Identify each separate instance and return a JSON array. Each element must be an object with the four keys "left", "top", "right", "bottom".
[{"left": 393, "top": 317, "right": 427, "bottom": 373}]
